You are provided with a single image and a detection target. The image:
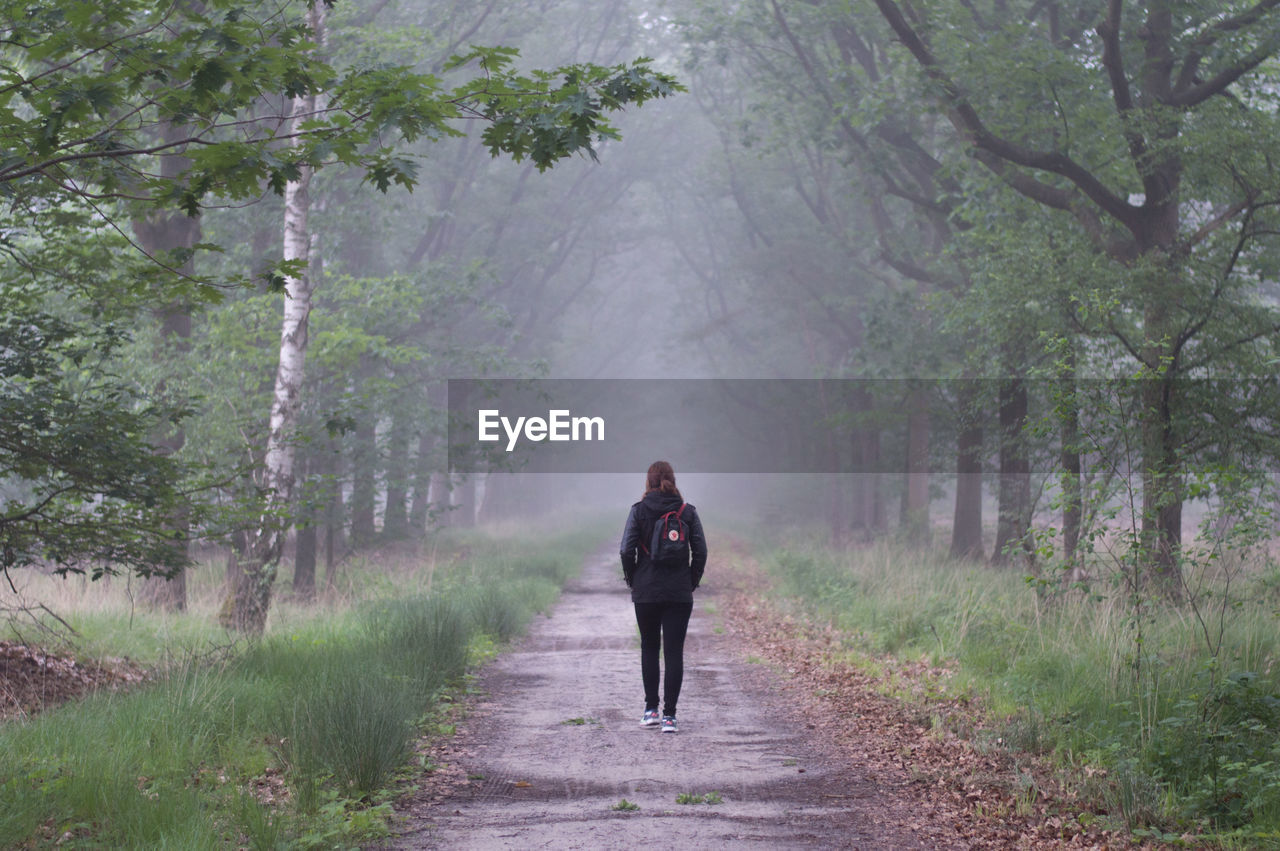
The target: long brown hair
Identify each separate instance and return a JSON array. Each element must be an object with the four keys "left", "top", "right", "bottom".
[{"left": 643, "top": 460, "right": 681, "bottom": 499}]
